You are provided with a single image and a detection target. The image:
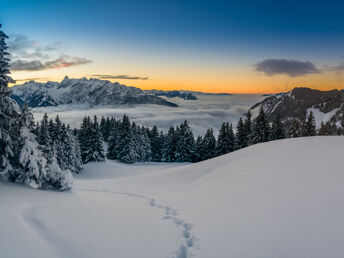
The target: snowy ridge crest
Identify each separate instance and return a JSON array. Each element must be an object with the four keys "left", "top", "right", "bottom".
[
  {"left": 250, "top": 87, "right": 344, "bottom": 129},
  {"left": 10, "top": 76, "right": 178, "bottom": 108}
]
